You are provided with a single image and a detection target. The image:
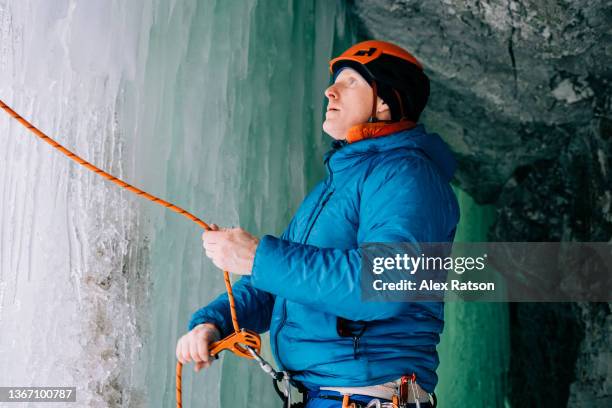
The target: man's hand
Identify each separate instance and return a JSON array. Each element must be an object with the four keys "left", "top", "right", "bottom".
[
  {"left": 176, "top": 323, "right": 222, "bottom": 372},
  {"left": 201, "top": 224, "right": 259, "bottom": 275}
]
